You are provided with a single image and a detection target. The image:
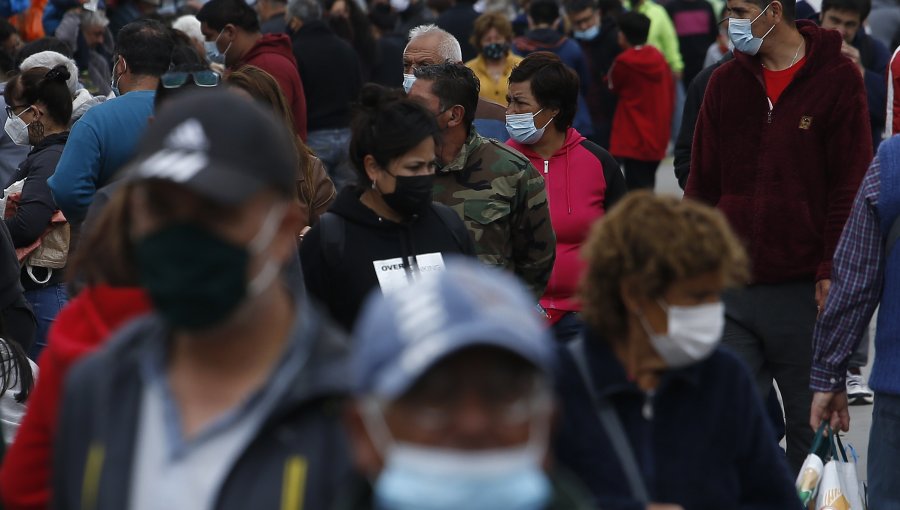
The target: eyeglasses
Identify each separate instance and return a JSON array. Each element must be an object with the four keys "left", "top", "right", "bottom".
[
  {"left": 5, "top": 104, "right": 30, "bottom": 118},
  {"left": 160, "top": 70, "right": 221, "bottom": 89}
]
